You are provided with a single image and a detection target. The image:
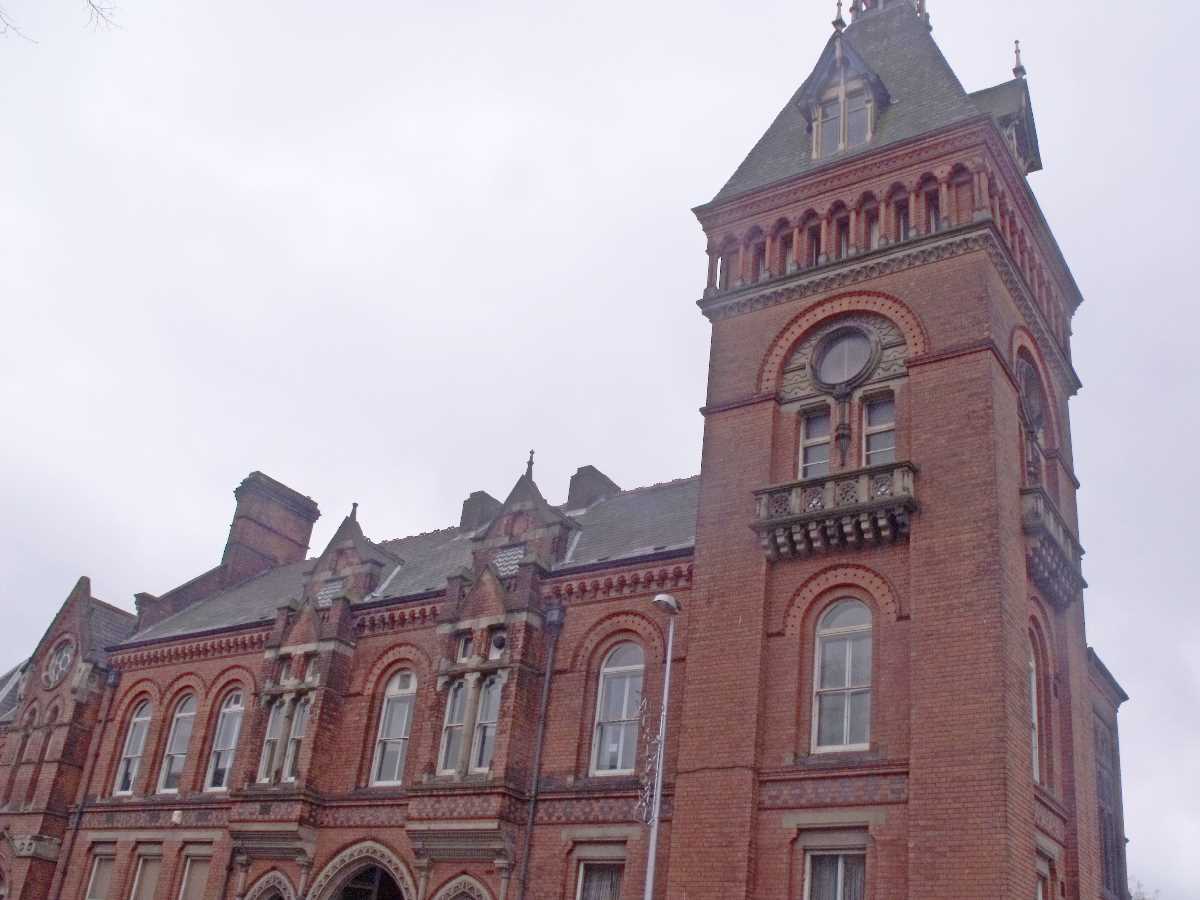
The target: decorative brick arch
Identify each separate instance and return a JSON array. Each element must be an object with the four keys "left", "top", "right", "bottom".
[
  {"left": 353, "top": 641, "right": 433, "bottom": 696},
  {"left": 569, "top": 611, "right": 665, "bottom": 672},
  {"left": 305, "top": 840, "right": 417, "bottom": 900},
  {"left": 757, "top": 291, "right": 929, "bottom": 393},
  {"left": 430, "top": 874, "right": 494, "bottom": 900},
  {"left": 245, "top": 869, "right": 297, "bottom": 900},
  {"left": 779, "top": 564, "right": 901, "bottom": 636}
]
